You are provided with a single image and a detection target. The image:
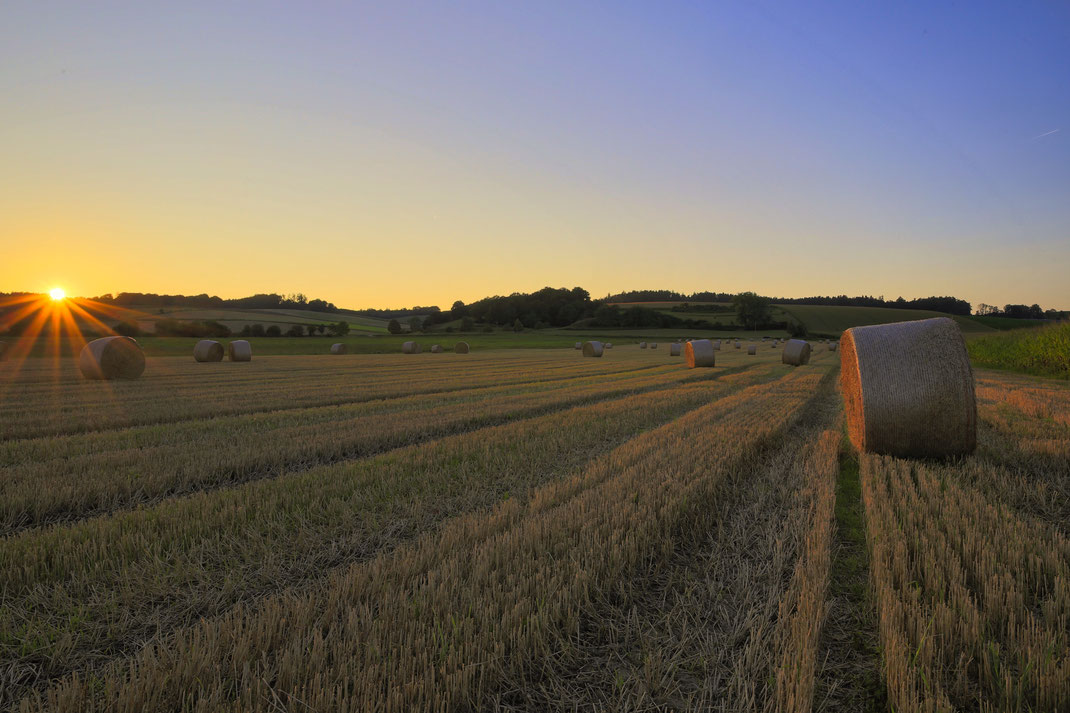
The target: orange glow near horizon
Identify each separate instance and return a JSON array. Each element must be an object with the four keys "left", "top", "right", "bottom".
[{"left": 49, "top": 287, "right": 66, "bottom": 301}]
